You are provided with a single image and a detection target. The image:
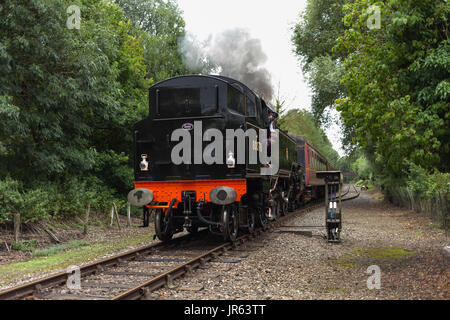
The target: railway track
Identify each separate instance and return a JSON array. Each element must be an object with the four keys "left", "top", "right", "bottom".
[
  {"left": 0, "top": 187, "right": 360, "bottom": 300},
  {"left": 0, "top": 230, "right": 214, "bottom": 300},
  {"left": 342, "top": 185, "right": 361, "bottom": 202},
  {"left": 112, "top": 201, "right": 323, "bottom": 300}
]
